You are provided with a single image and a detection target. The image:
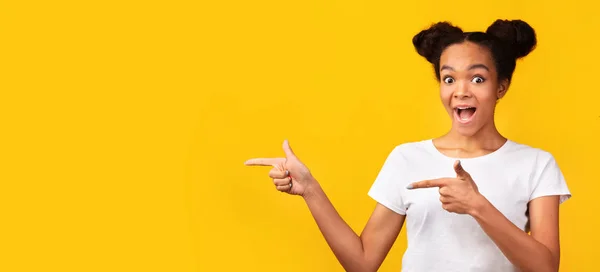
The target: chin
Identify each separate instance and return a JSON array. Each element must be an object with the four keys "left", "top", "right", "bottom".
[{"left": 453, "top": 125, "right": 480, "bottom": 137}]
